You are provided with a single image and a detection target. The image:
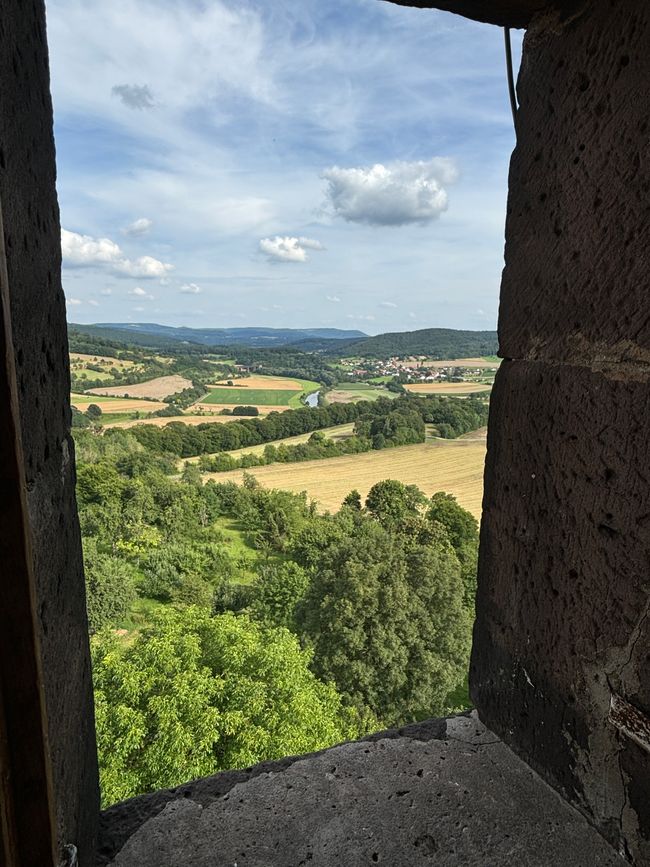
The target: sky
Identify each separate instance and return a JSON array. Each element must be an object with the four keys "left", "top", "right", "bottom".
[{"left": 46, "top": 0, "right": 522, "bottom": 335}]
